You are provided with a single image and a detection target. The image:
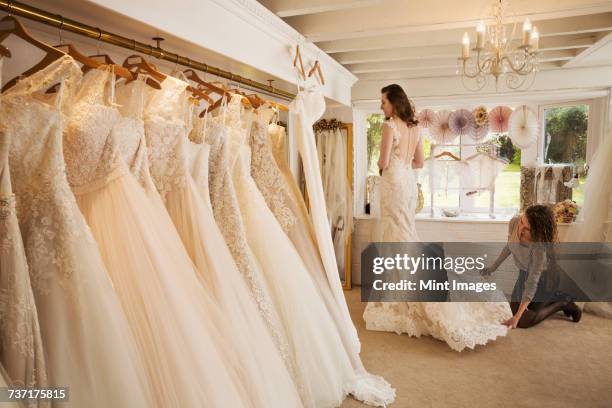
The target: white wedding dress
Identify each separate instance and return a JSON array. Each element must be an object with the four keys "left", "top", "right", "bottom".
[
  {"left": 0, "top": 55, "right": 153, "bottom": 407},
  {"left": 225, "top": 94, "right": 359, "bottom": 408},
  {"left": 363, "top": 119, "right": 511, "bottom": 352},
  {"left": 0, "top": 59, "right": 48, "bottom": 400}
]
